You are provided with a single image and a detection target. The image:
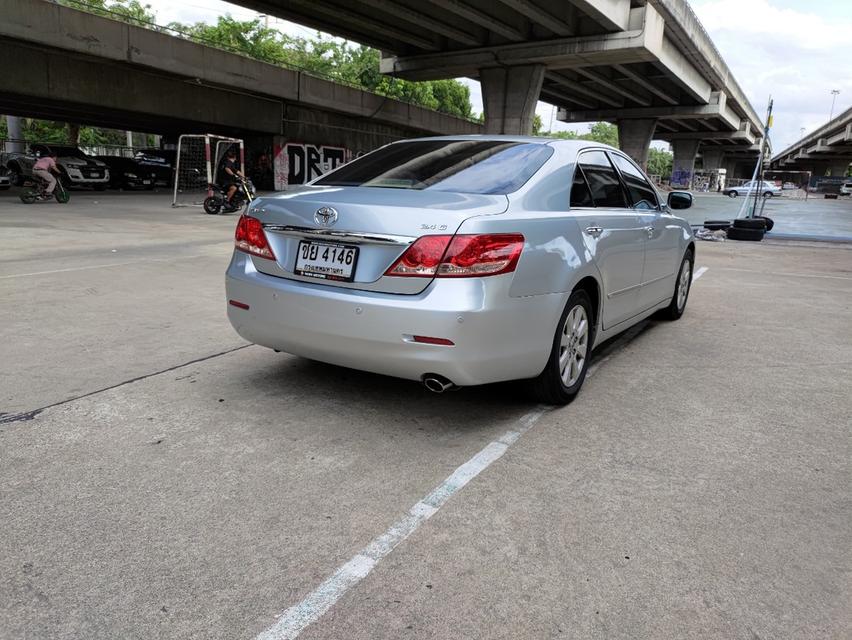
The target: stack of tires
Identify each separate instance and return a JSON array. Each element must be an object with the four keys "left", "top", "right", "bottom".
[{"left": 727, "top": 216, "right": 774, "bottom": 241}]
